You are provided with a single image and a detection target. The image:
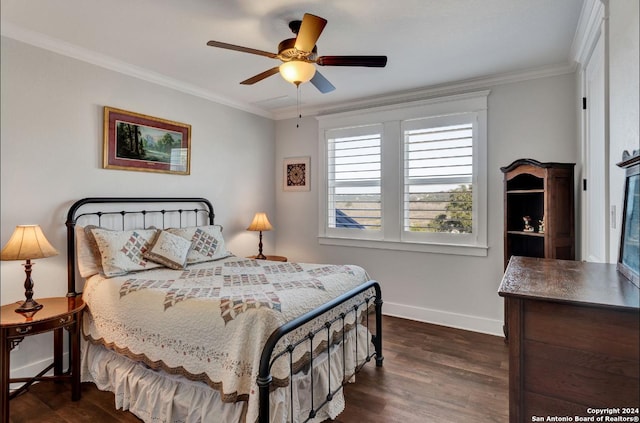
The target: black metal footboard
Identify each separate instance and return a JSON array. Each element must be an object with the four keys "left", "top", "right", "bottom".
[{"left": 258, "top": 280, "right": 383, "bottom": 423}]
